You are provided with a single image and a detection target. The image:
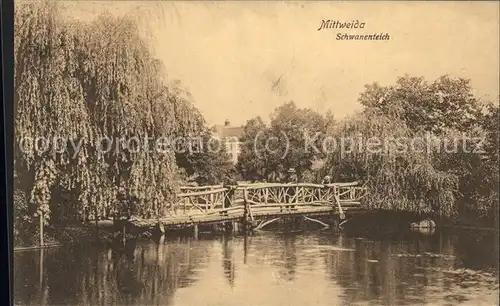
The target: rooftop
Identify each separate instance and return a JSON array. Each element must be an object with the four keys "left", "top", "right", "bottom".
[{"left": 211, "top": 120, "right": 244, "bottom": 140}]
